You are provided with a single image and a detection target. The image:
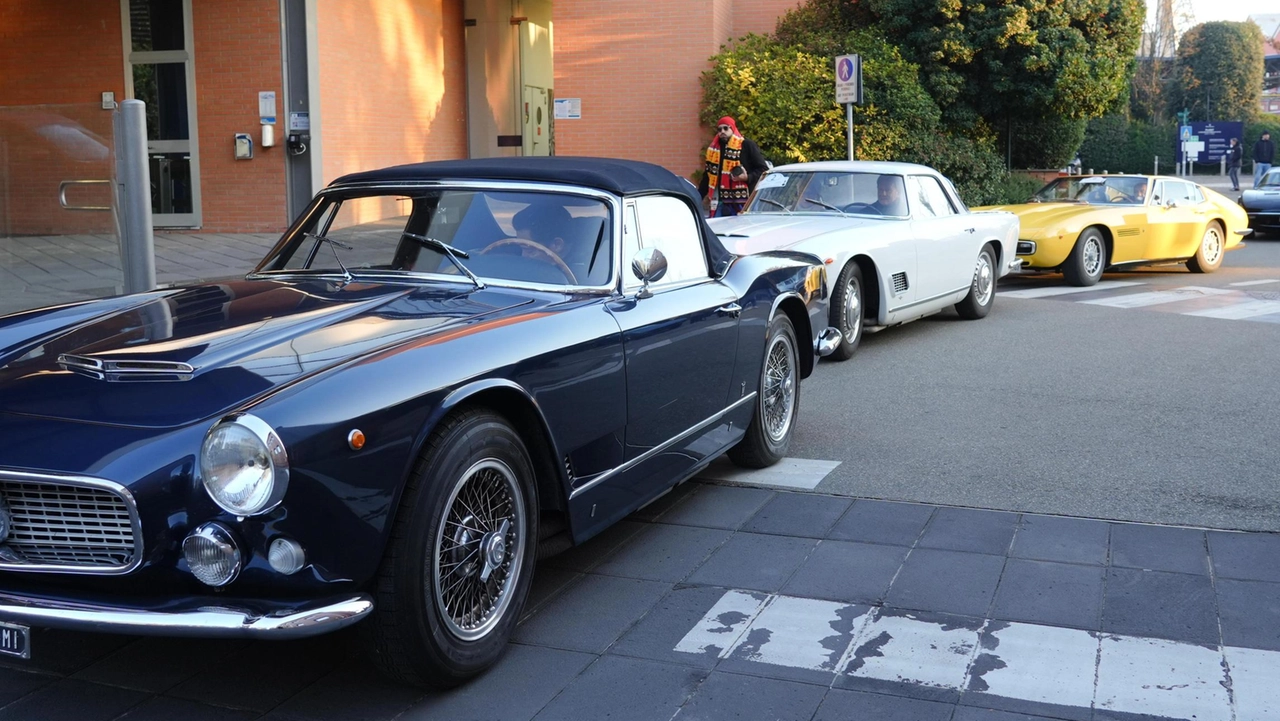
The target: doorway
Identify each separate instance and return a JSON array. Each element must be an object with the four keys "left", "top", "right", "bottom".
[{"left": 464, "top": 0, "right": 553, "bottom": 159}]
